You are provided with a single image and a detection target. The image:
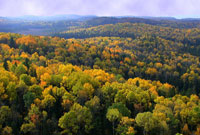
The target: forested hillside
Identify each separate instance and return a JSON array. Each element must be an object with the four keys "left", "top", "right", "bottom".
[
  {"left": 83, "top": 17, "right": 200, "bottom": 28},
  {"left": 0, "top": 30, "right": 200, "bottom": 135},
  {"left": 1, "top": 16, "right": 200, "bottom": 36},
  {"left": 56, "top": 23, "right": 200, "bottom": 44},
  {"left": 56, "top": 23, "right": 200, "bottom": 94}
]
